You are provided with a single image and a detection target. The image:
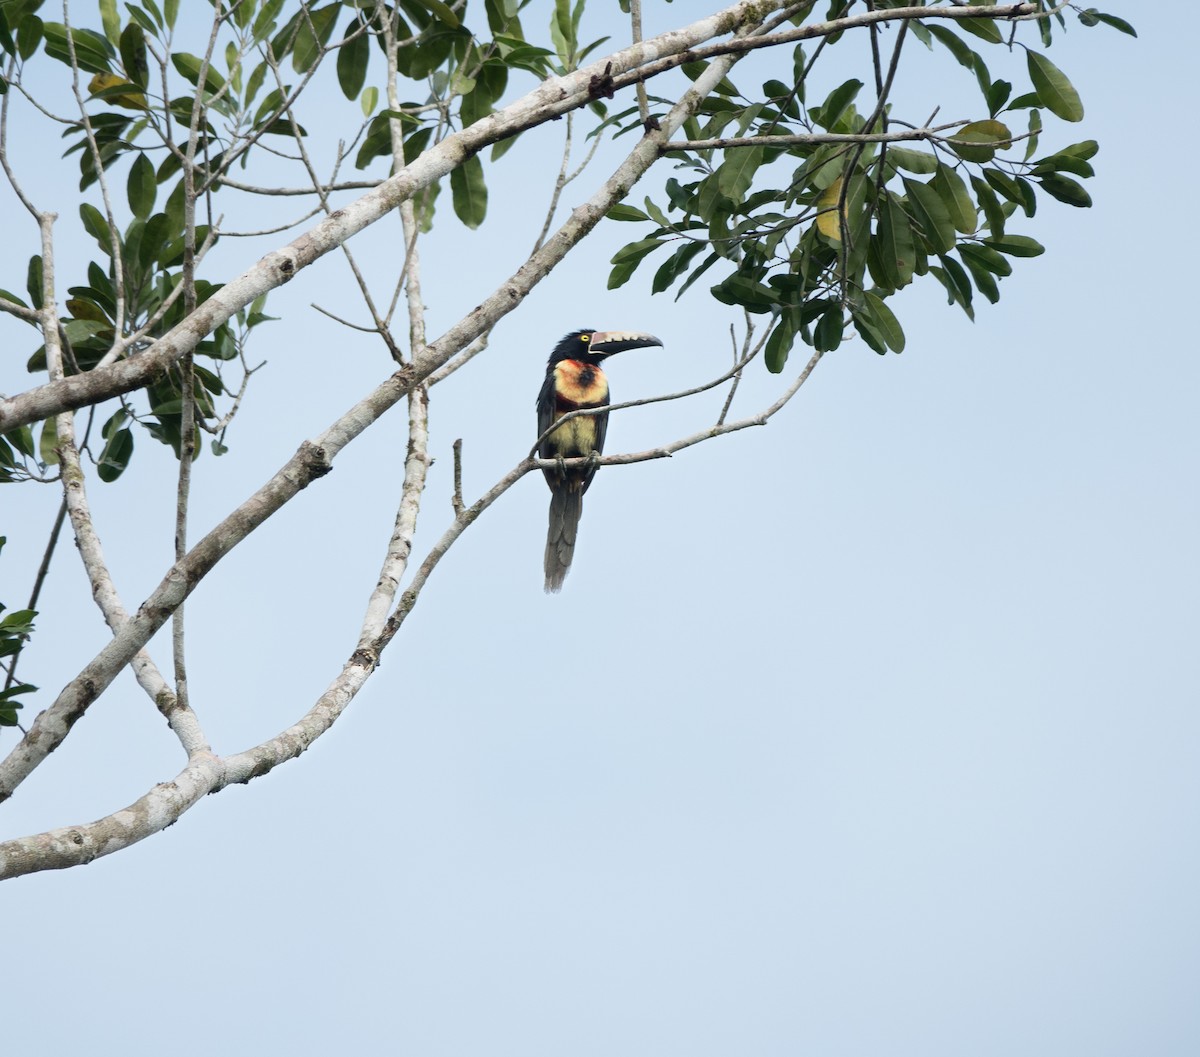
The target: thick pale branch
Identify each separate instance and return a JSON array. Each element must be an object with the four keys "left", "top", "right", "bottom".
[
  {"left": 357, "top": 385, "right": 430, "bottom": 644},
  {"left": 0, "top": 0, "right": 793, "bottom": 435},
  {"left": 0, "top": 35, "right": 756, "bottom": 864},
  {"left": 0, "top": 751, "right": 222, "bottom": 877},
  {"left": 0, "top": 295, "right": 40, "bottom": 324}
]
